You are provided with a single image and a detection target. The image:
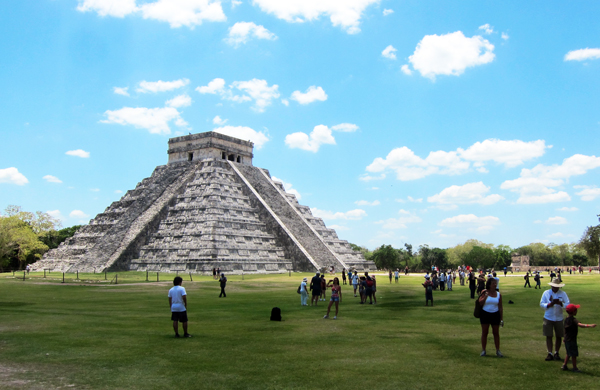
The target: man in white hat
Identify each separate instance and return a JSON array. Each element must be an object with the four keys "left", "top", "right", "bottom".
[{"left": 540, "top": 278, "right": 570, "bottom": 361}]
